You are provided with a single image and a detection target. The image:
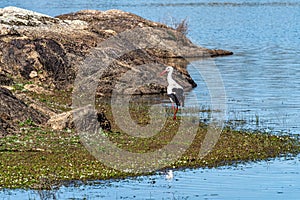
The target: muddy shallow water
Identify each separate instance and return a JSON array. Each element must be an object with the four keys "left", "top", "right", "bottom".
[{"left": 1, "top": 0, "right": 300, "bottom": 199}]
